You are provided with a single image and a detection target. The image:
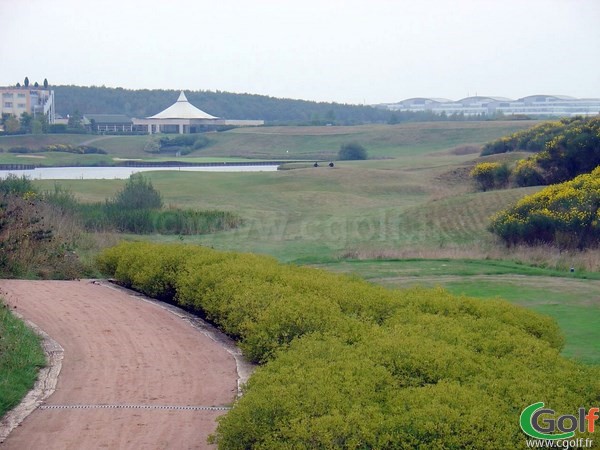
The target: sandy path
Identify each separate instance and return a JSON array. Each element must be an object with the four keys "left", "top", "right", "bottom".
[{"left": 0, "top": 280, "right": 238, "bottom": 449}]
